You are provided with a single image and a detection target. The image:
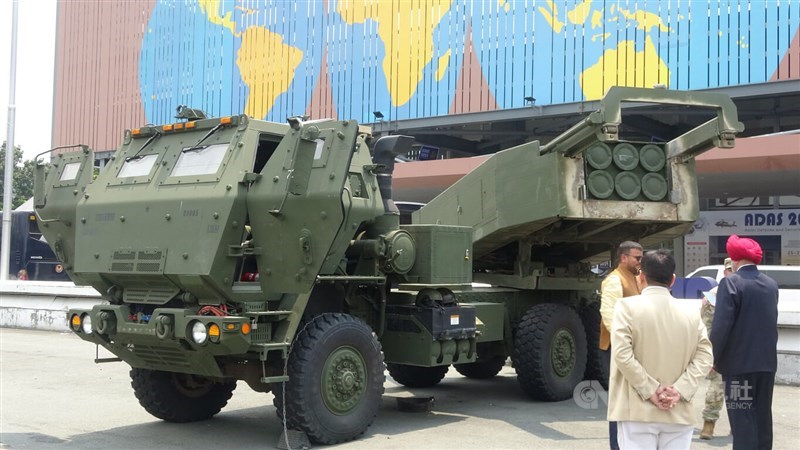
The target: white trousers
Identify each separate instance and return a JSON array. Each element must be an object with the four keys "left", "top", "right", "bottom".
[{"left": 617, "top": 421, "right": 693, "bottom": 450}]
